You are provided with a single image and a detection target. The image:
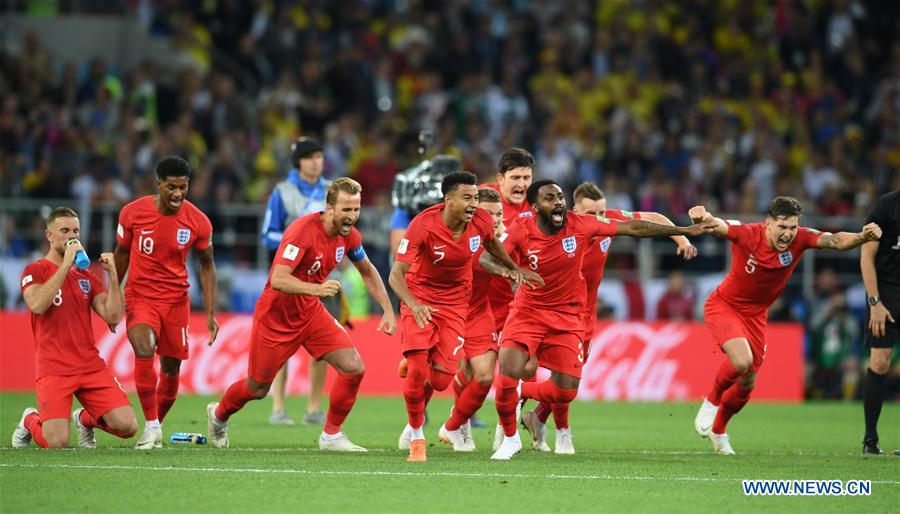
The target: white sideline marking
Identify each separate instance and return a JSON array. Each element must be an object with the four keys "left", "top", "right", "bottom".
[{"left": 2, "top": 463, "right": 899, "bottom": 485}]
